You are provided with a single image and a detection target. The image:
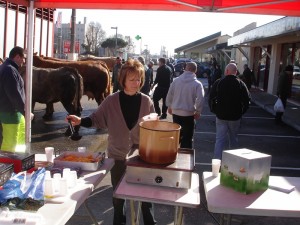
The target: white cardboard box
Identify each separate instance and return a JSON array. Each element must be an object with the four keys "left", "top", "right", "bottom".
[{"left": 220, "top": 149, "right": 271, "bottom": 194}]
